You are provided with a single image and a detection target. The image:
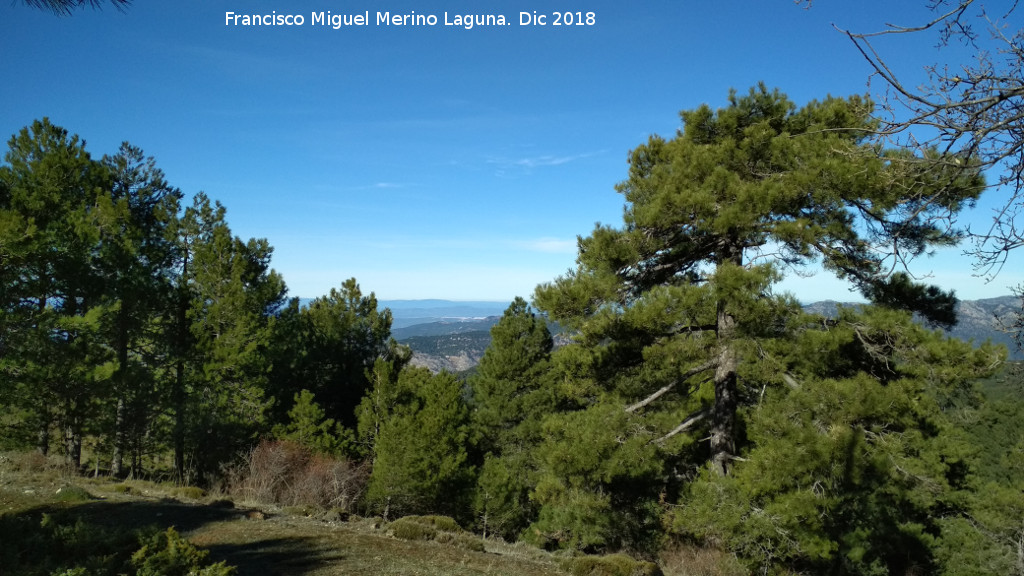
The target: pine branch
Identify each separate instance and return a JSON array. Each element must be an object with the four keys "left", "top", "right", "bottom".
[
  {"left": 625, "top": 358, "right": 718, "bottom": 413},
  {"left": 656, "top": 409, "right": 710, "bottom": 444}
]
